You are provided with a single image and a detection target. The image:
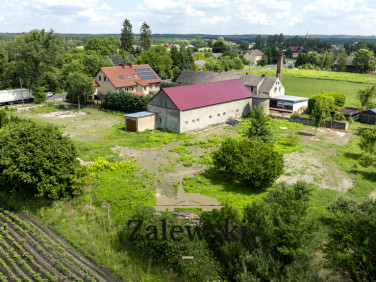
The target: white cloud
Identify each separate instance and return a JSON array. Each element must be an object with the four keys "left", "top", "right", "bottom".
[{"left": 98, "top": 3, "right": 112, "bottom": 11}]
